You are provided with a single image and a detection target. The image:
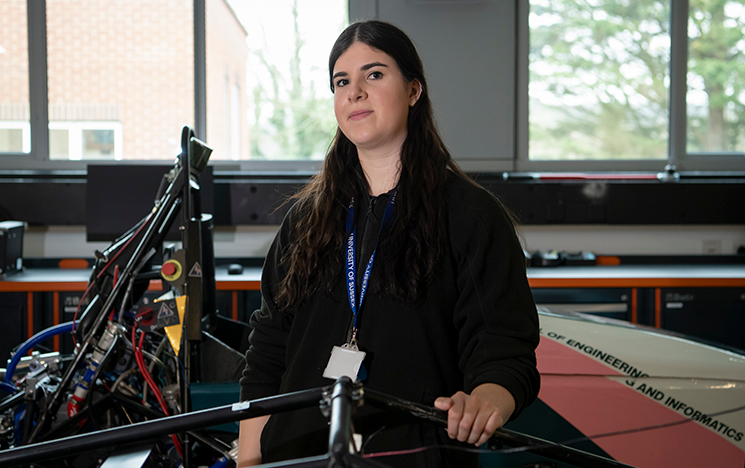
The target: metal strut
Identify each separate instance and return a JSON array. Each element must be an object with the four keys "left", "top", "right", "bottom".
[{"left": 0, "top": 378, "right": 639, "bottom": 468}]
